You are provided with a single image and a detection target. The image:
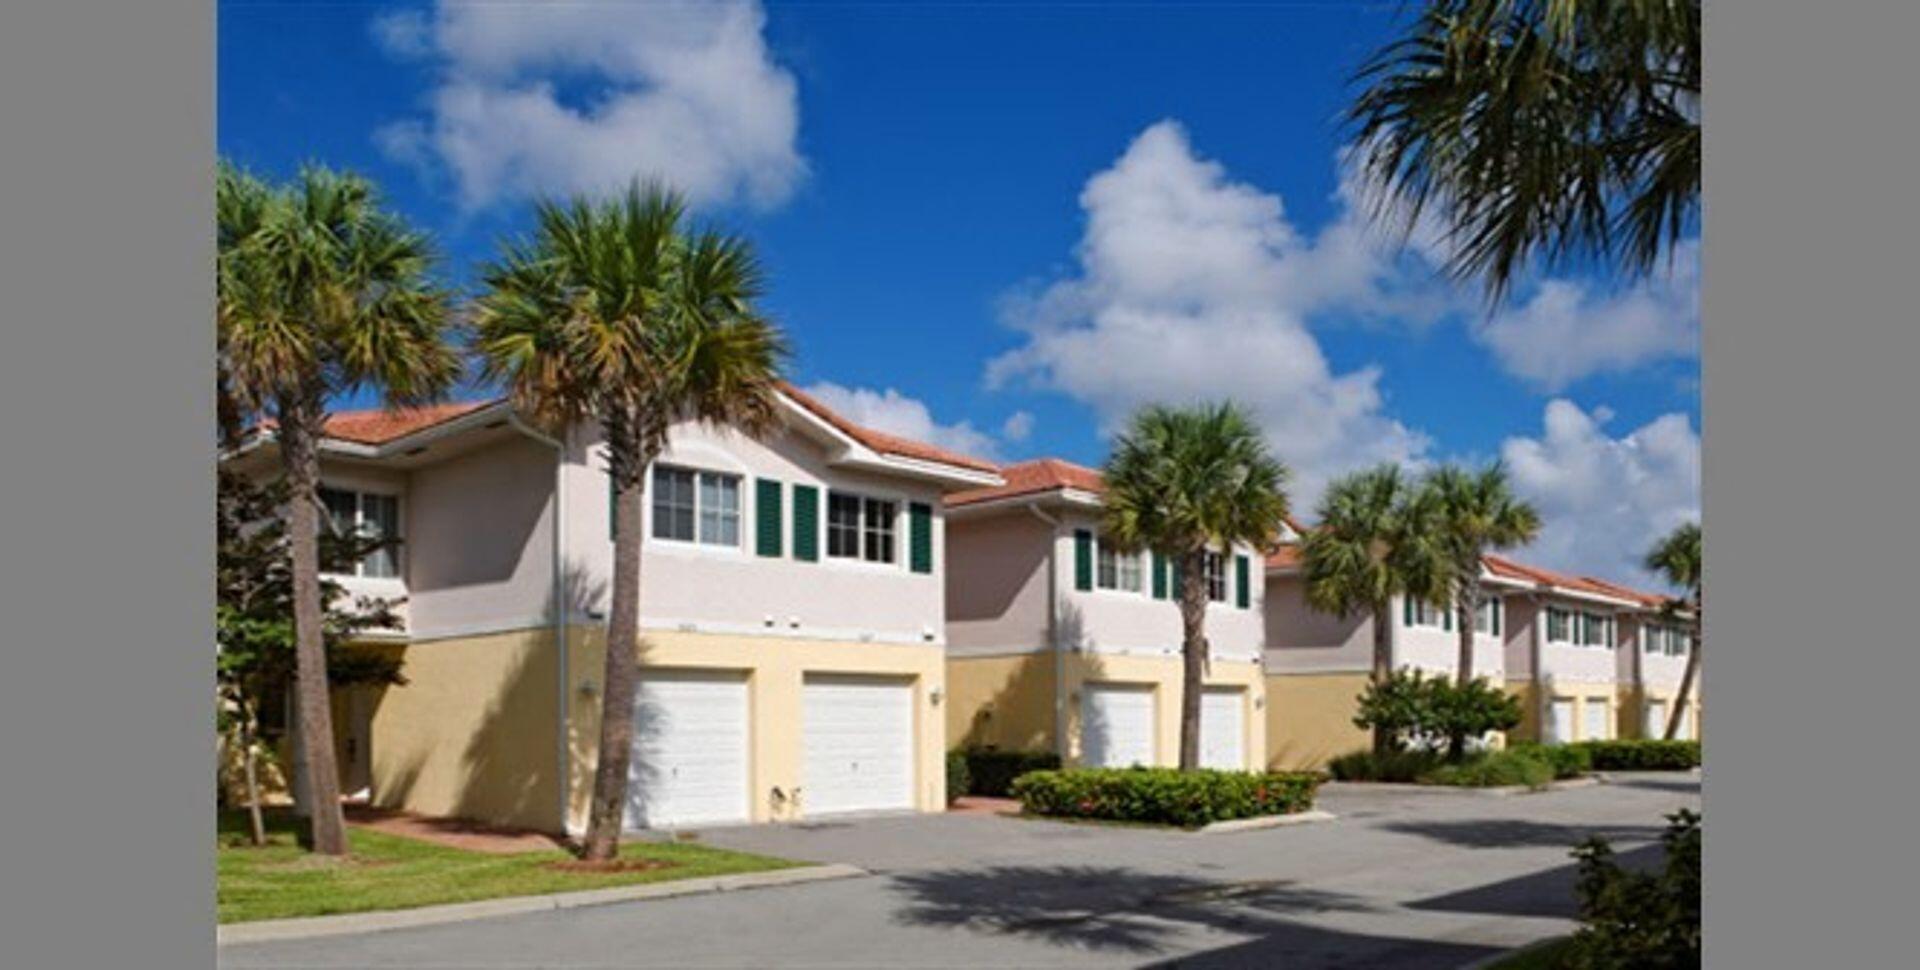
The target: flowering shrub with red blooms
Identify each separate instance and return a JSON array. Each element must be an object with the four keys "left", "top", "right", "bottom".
[{"left": 1010, "top": 767, "right": 1321, "bottom": 828}]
